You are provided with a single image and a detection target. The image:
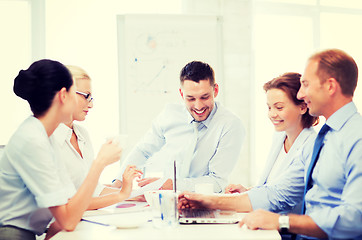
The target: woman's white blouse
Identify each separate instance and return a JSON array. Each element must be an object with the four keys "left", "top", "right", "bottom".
[
  {"left": 51, "top": 123, "right": 105, "bottom": 196},
  {"left": 0, "top": 116, "right": 76, "bottom": 235},
  {"left": 266, "top": 144, "right": 288, "bottom": 184}
]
